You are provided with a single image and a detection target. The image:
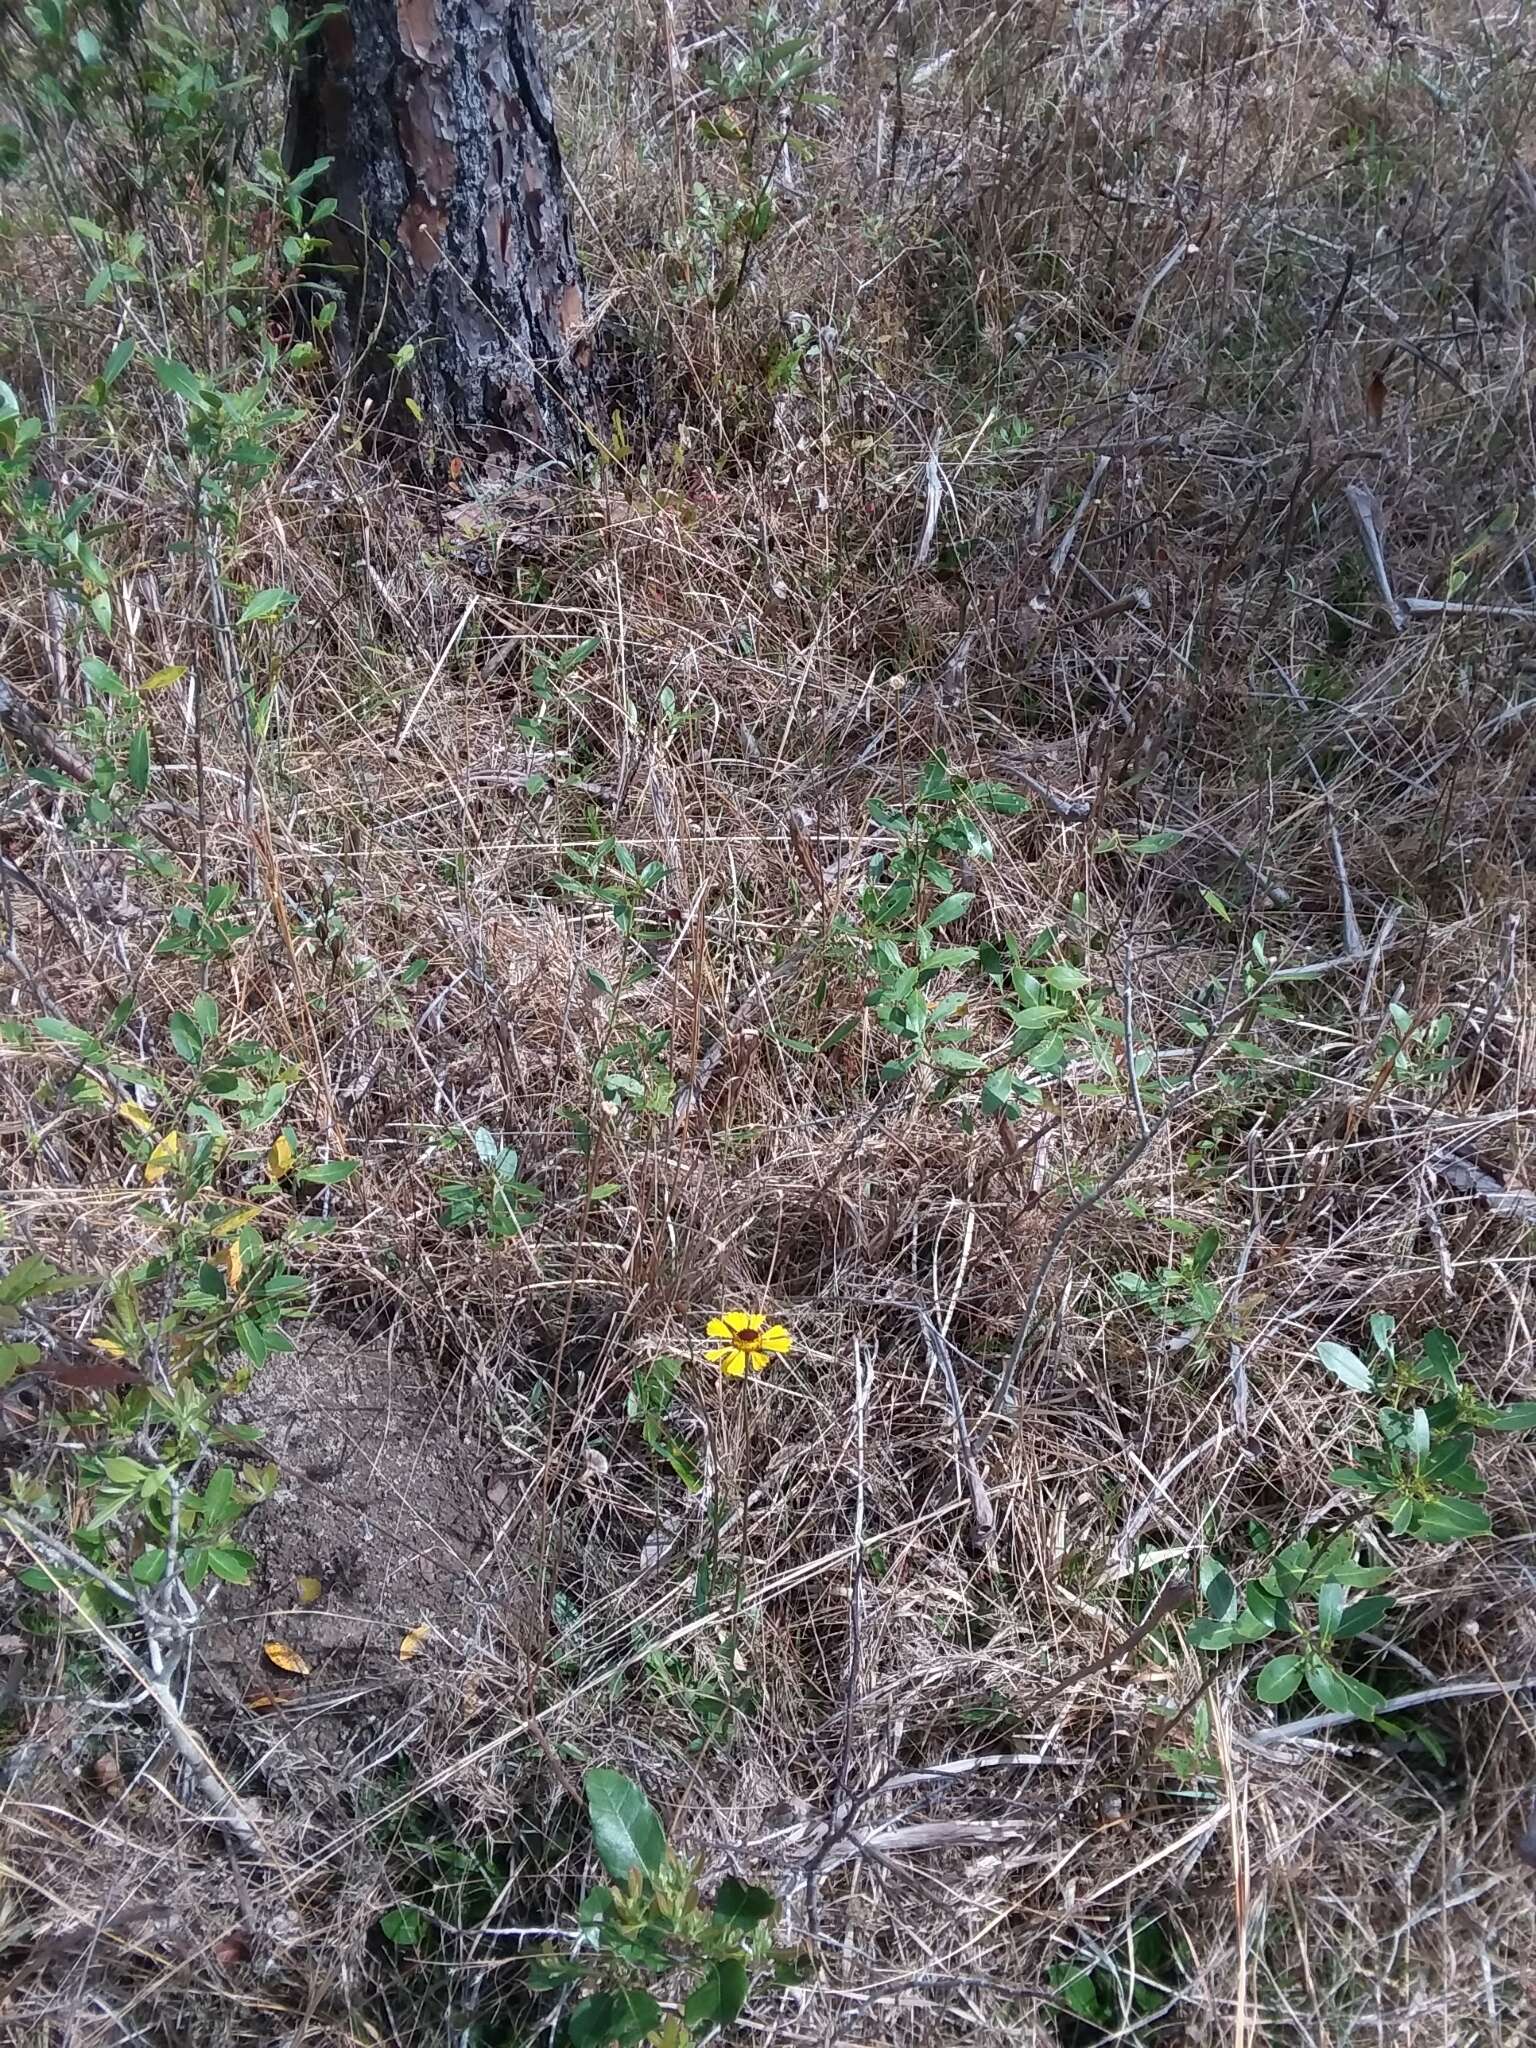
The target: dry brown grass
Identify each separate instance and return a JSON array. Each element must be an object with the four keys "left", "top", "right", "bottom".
[{"left": 3, "top": 0, "right": 1536, "bottom": 2042}]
